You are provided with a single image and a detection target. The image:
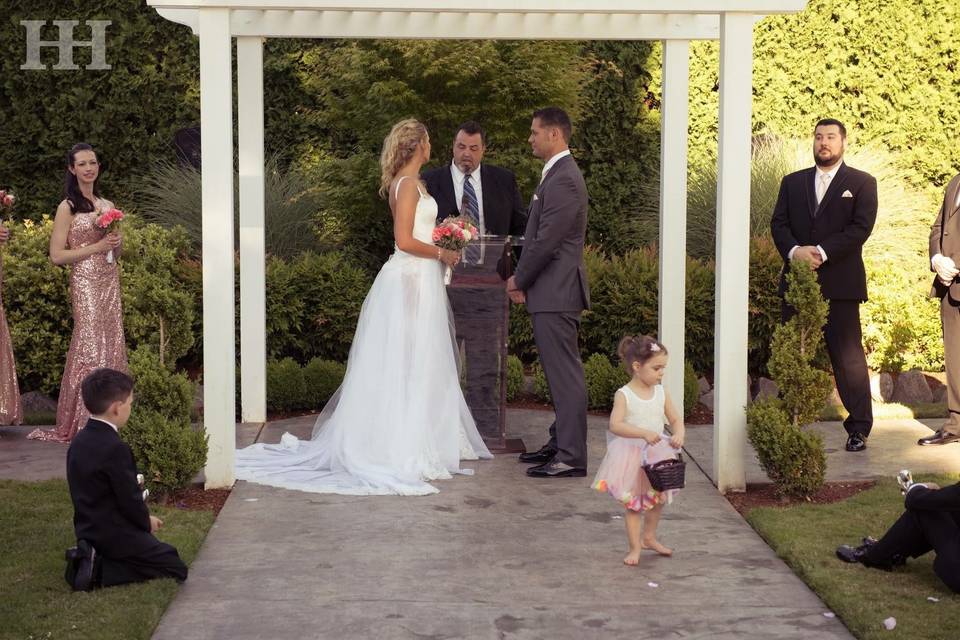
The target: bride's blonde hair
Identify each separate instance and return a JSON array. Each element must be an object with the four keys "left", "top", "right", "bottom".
[{"left": 379, "top": 118, "right": 428, "bottom": 198}]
